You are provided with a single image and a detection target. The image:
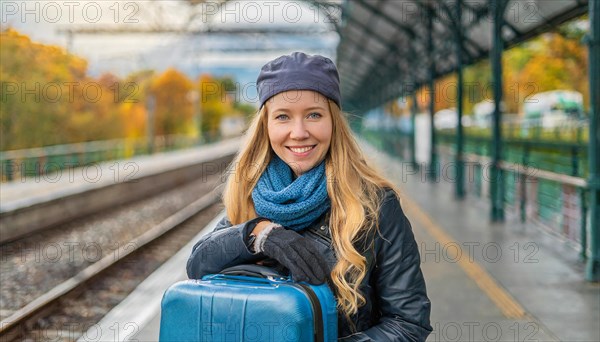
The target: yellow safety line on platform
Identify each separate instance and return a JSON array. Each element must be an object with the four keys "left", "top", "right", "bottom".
[{"left": 401, "top": 196, "right": 527, "bottom": 319}]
